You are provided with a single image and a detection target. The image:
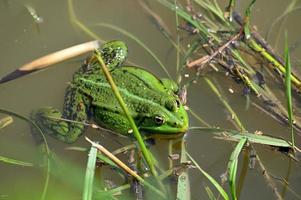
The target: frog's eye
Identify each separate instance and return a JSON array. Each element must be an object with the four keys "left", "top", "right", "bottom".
[{"left": 154, "top": 116, "right": 165, "bottom": 125}]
